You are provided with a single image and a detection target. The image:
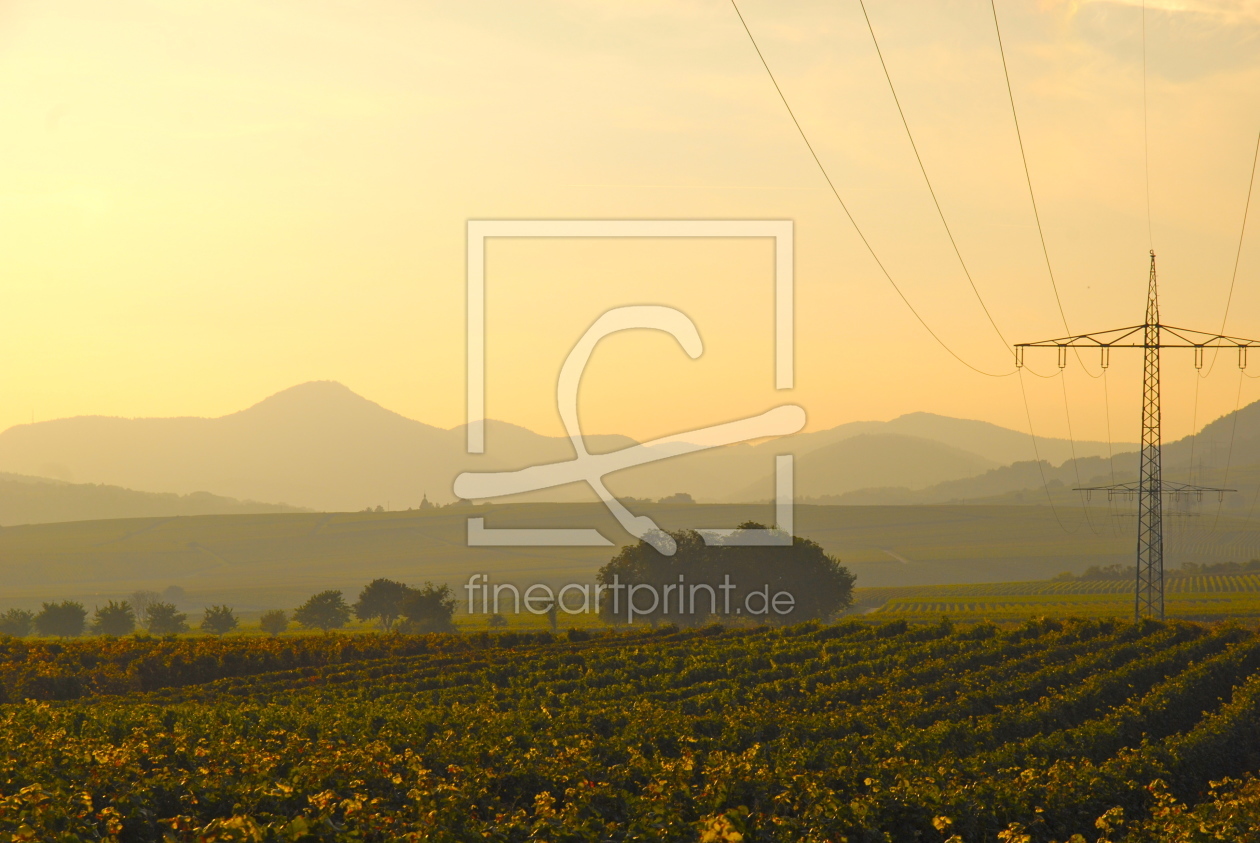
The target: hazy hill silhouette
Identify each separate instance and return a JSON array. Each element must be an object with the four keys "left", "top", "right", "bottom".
[
  {"left": 0, "top": 383, "right": 640, "bottom": 511},
  {"left": 0, "top": 472, "right": 303, "bottom": 526},
  {"left": 807, "top": 400, "right": 1260, "bottom": 507},
  {"left": 0, "top": 381, "right": 1155, "bottom": 511},
  {"left": 730, "top": 434, "right": 997, "bottom": 502},
  {"left": 781, "top": 411, "right": 1125, "bottom": 467}
]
